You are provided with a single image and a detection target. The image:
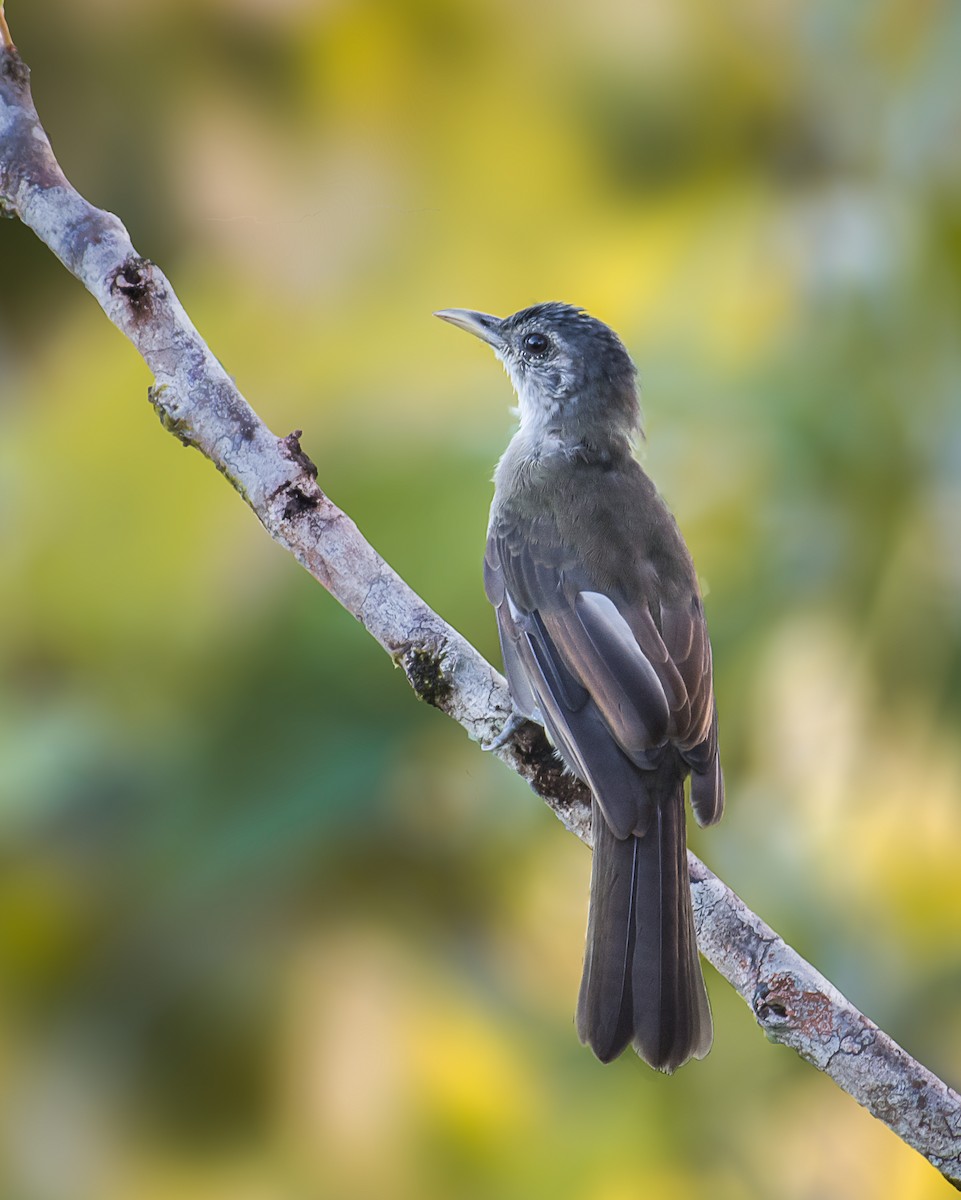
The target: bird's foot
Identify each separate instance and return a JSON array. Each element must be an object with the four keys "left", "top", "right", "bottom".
[{"left": 481, "top": 708, "right": 528, "bottom": 752}]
